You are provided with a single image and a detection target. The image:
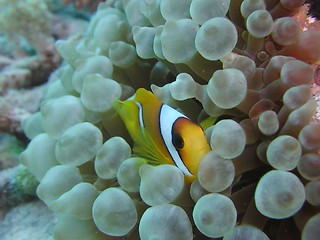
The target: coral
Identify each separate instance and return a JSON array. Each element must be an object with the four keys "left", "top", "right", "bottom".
[
  {"left": 0, "top": 0, "right": 53, "bottom": 54},
  {"left": 0, "top": 83, "right": 47, "bottom": 138},
  {"left": 62, "top": 0, "right": 105, "bottom": 12},
  {"left": 0, "top": 133, "right": 37, "bottom": 213},
  {"left": 0, "top": 165, "right": 38, "bottom": 210},
  {"left": 19, "top": 0, "right": 320, "bottom": 239},
  {"left": 0, "top": 0, "right": 63, "bottom": 102},
  {"left": 12, "top": 165, "right": 38, "bottom": 196},
  {"left": 0, "top": 134, "right": 24, "bottom": 170}
]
